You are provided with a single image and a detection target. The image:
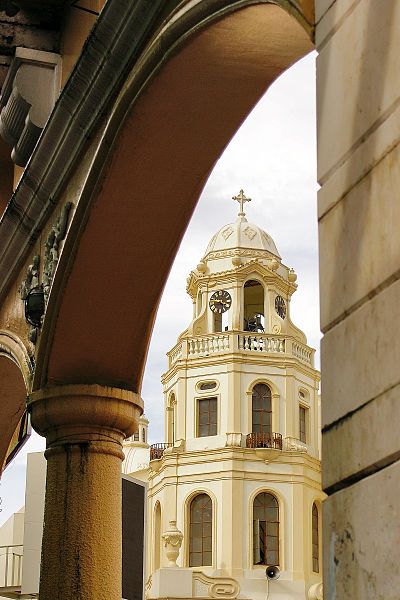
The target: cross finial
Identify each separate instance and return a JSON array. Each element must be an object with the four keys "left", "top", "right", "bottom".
[{"left": 232, "top": 189, "right": 251, "bottom": 217}]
